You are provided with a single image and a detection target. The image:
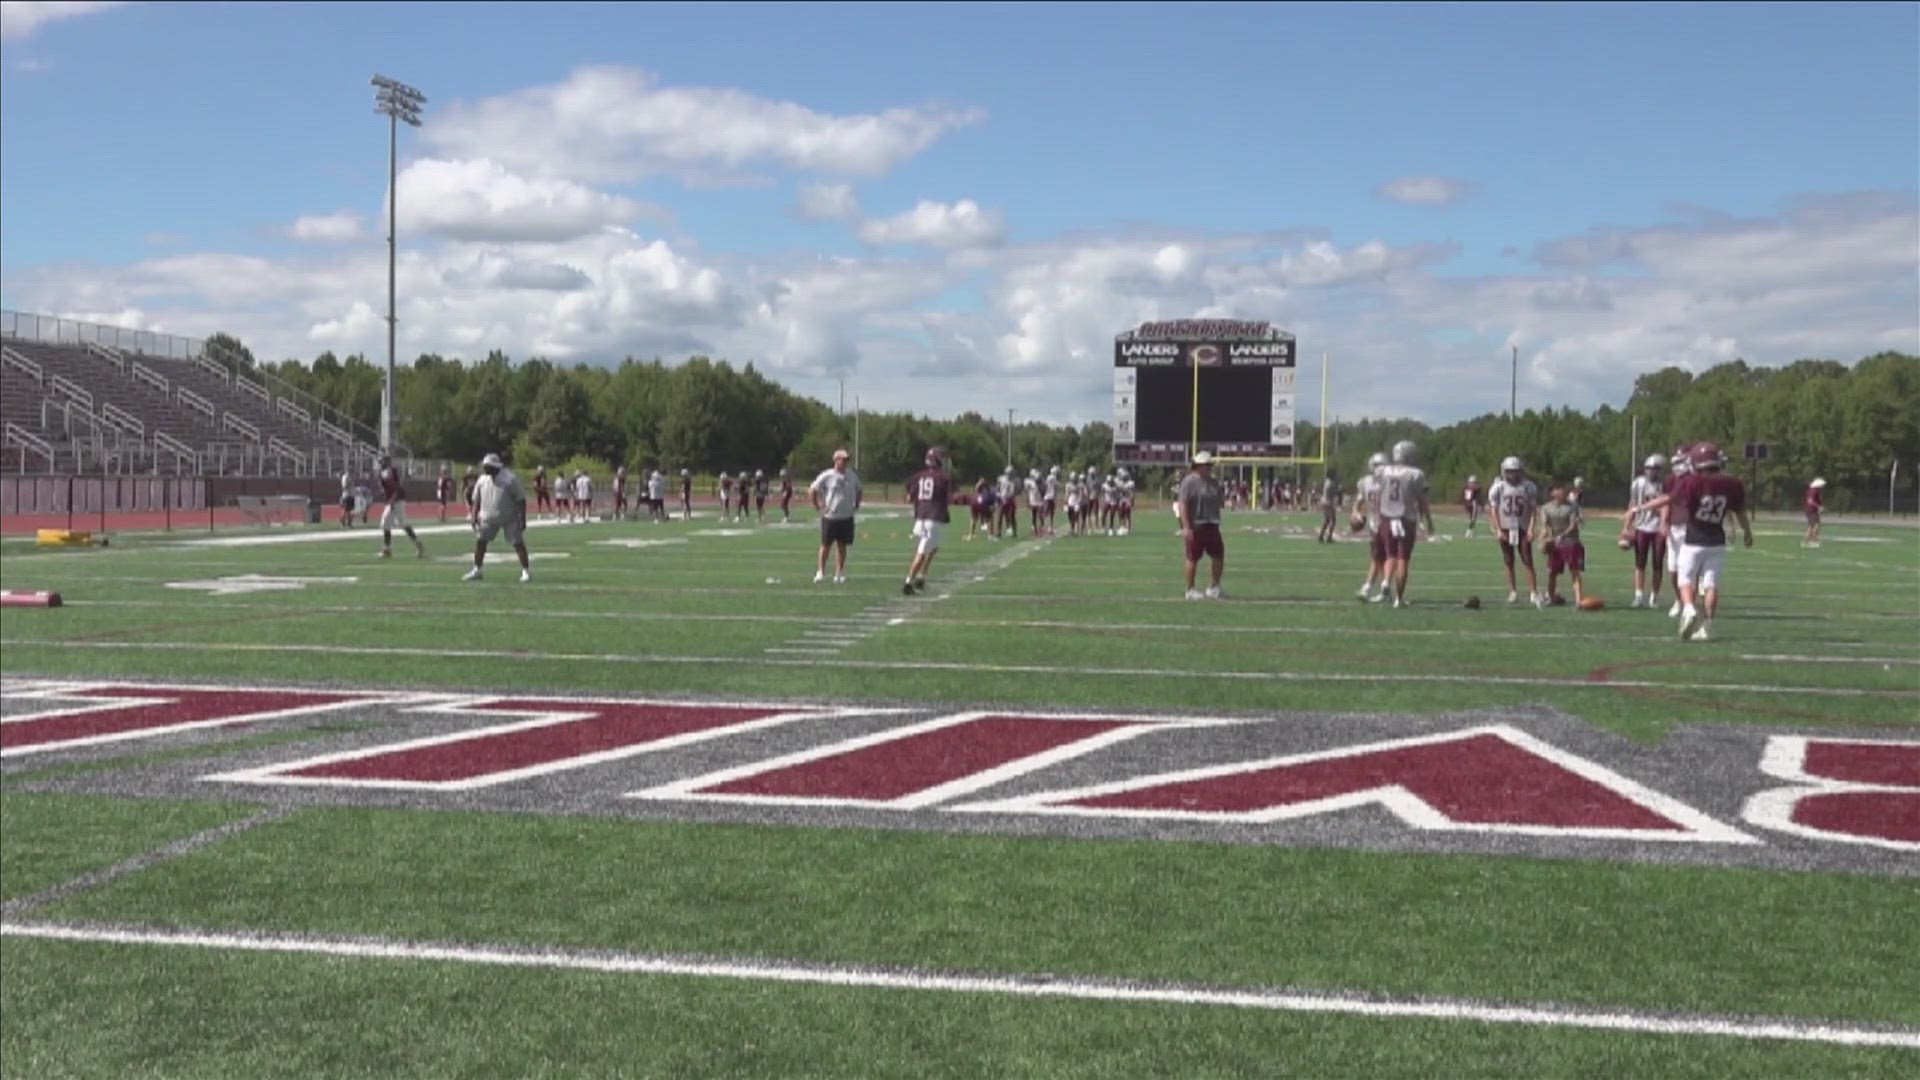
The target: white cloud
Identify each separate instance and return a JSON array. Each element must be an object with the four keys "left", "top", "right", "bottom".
[
  {"left": 859, "top": 200, "right": 1005, "bottom": 249},
  {"left": 0, "top": 1, "right": 125, "bottom": 43},
  {"left": 394, "top": 158, "right": 655, "bottom": 243},
  {"left": 8, "top": 55, "right": 51, "bottom": 72},
  {"left": 426, "top": 66, "right": 983, "bottom": 183},
  {"left": 1375, "top": 176, "right": 1470, "bottom": 208},
  {"left": 794, "top": 182, "right": 859, "bottom": 221},
  {"left": 8, "top": 193, "right": 1912, "bottom": 424},
  {"left": 288, "top": 211, "right": 364, "bottom": 243}
]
